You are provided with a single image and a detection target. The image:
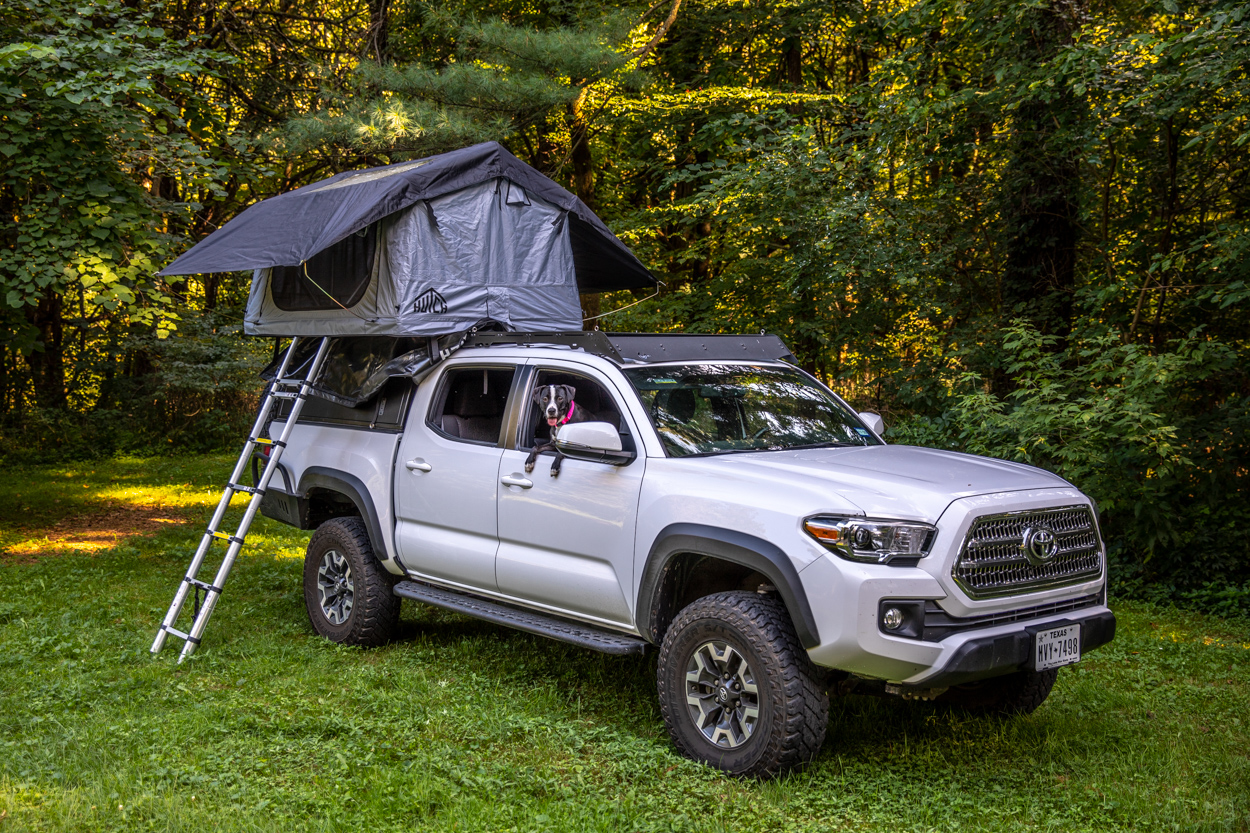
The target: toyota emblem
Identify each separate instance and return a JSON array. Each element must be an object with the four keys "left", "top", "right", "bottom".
[{"left": 1021, "top": 526, "right": 1059, "bottom": 565}]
